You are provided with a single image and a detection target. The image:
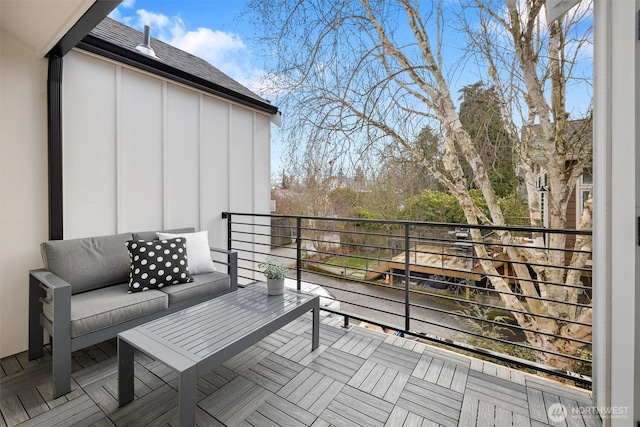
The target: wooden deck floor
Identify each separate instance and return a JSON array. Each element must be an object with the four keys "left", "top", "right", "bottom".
[{"left": 1, "top": 313, "right": 601, "bottom": 427}]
